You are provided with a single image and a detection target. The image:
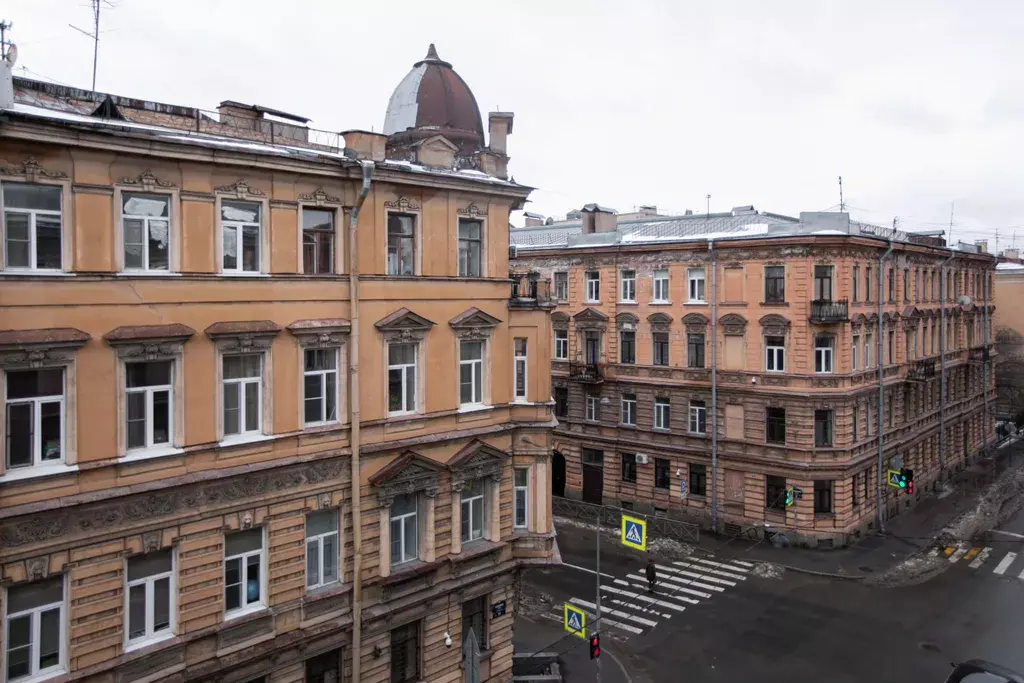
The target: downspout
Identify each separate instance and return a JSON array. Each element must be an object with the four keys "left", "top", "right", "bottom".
[
  {"left": 876, "top": 239, "right": 894, "bottom": 533},
  {"left": 349, "top": 160, "right": 374, "bottom": 683},
  {"left": 709, "top": 240, "right": 718, "bottom": 533},
  {"left": 983, "top": 266, "right": 991, "bottom": 451},
  {"left": 939, "top": 253, "right": 956, "bottom": 479}
]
